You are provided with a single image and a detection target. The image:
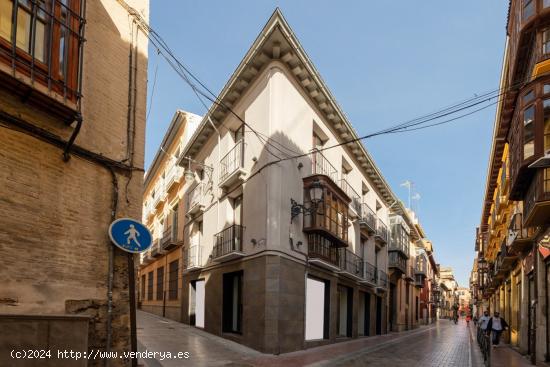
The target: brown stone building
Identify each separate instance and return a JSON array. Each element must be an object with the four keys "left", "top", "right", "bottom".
[{"left": 0, "top": 0, "right": 148, "bottom": 366}]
